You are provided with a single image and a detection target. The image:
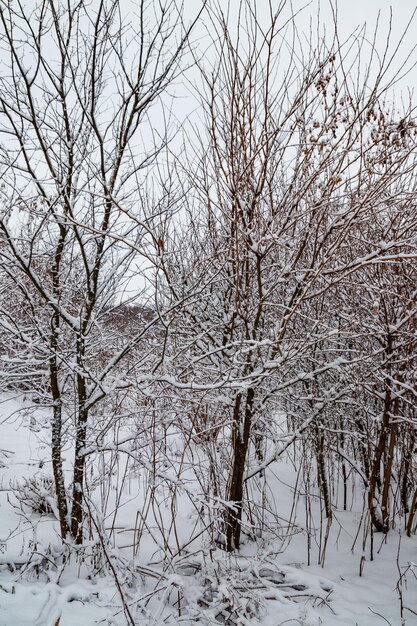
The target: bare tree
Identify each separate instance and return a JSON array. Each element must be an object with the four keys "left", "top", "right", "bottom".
[
  {"left": 0, "top": 0, "right": 205, "bottom": 544},
  {"left": 1, "top": 0, "right": 416, "bottom": 596},
  {"left": 155, "top": 0, "right": 417, "bottom": 551}
]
